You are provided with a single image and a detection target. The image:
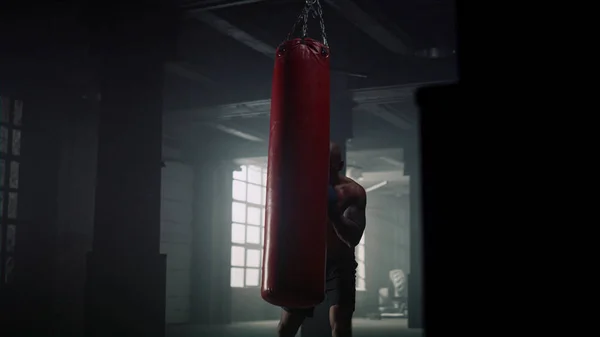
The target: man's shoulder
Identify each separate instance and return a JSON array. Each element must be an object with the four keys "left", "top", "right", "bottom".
[{"left": 340, "top": 177, "right": 367, "bottom": 201}]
